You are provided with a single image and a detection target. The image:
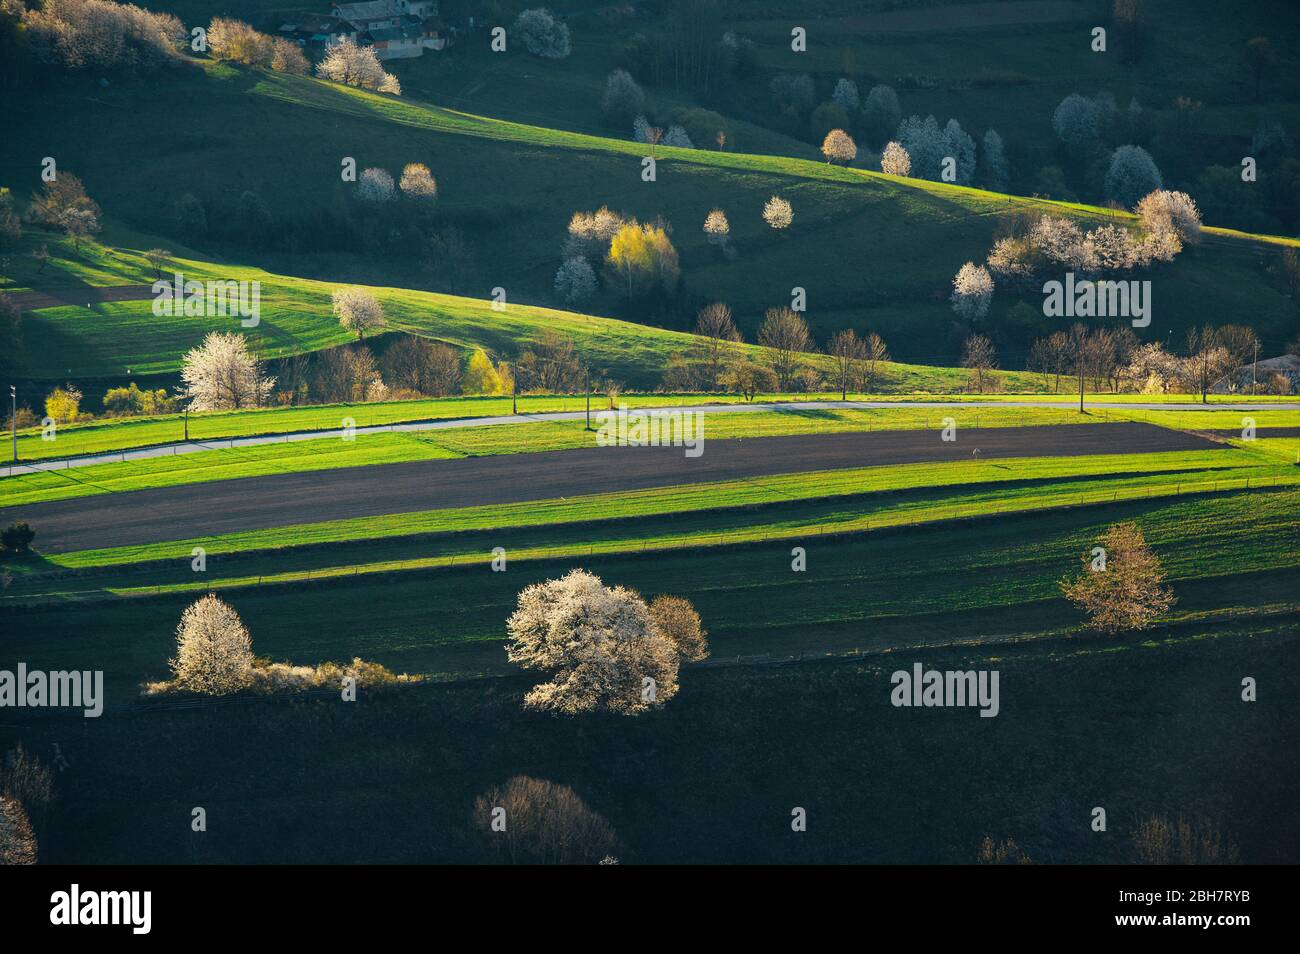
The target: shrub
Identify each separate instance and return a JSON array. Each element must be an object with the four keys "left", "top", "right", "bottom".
[
  {"left": 102, "top": 383, "right": 176, "bottom": 417},
  {"left": 474, "top": 775, "right": 619, "bottom": 864},
  {"left": 1, "top": 522, "right": 36, "bottom": 553}
]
